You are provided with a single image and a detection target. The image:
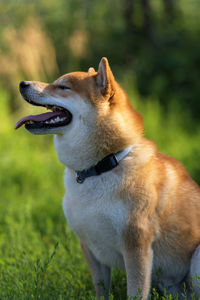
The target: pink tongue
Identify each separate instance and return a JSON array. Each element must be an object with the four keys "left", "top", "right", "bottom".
[{"left": 15, "top": 111, "right": 67, "bottom": 129}]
